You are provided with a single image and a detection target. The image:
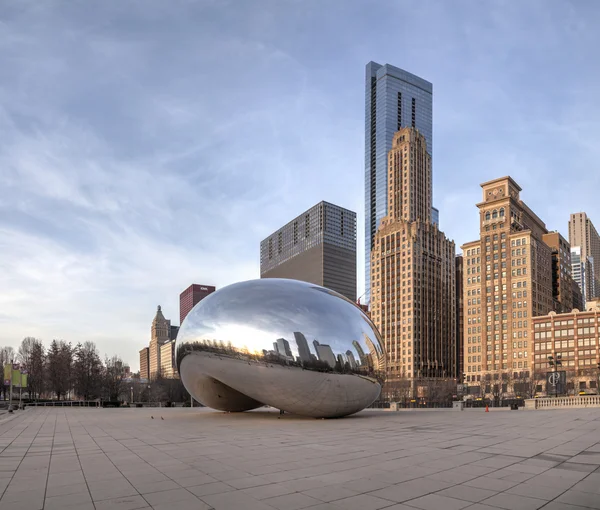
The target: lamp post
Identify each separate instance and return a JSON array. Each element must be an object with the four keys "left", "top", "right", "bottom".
[
  {"left": 548, "top": 353, "right": 562, "bottom": 397},
  {"left": 596, "top": 361, "right": 600, "bottom": 396}
]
